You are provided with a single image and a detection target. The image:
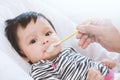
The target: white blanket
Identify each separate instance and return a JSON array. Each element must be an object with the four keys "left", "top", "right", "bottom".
[{"left": 0, "top": 0, "right": 120, "bottom": 80}]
